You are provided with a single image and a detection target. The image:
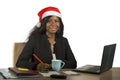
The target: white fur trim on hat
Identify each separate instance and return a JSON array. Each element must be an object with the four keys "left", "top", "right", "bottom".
[{"left": 42, "top": 11, "right": 61, "bottom": 19}]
